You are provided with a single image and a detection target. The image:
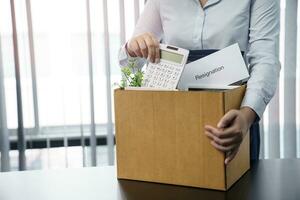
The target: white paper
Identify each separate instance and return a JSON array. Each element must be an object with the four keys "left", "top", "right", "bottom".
[
  {"left": 125, "top": 87, "right": 178, "bottom": 91},
  {"left": 186, "top": 84, "right": 240, "bottom": 90},
  {"left": 177, "top": 43, "right": 249, "bottom": 90}
]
